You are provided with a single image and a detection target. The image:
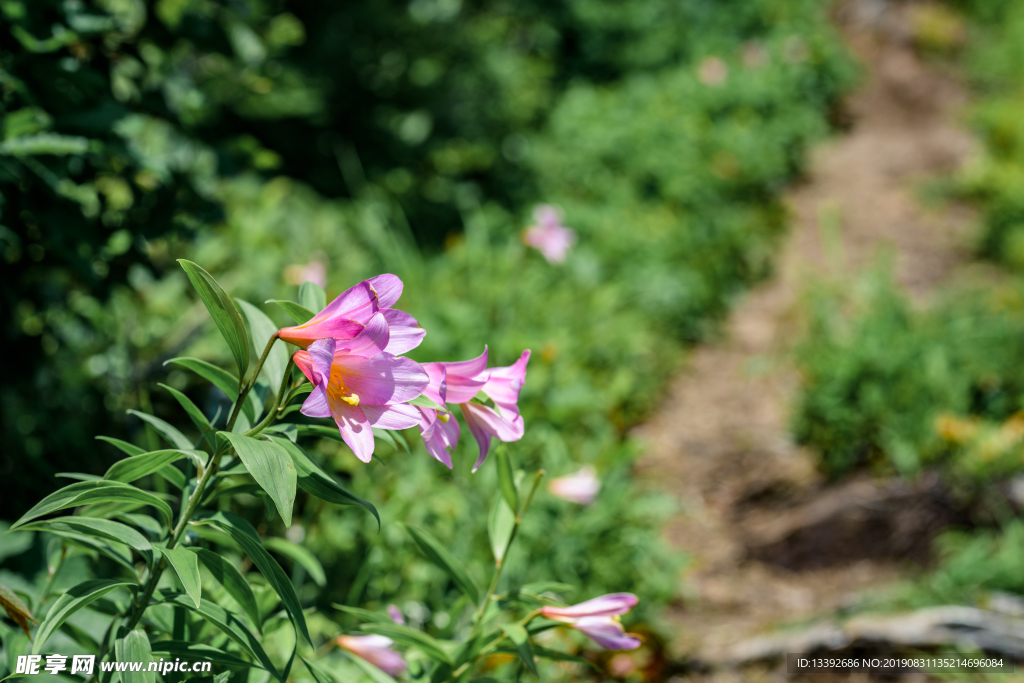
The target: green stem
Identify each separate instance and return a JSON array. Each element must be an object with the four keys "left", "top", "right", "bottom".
[
  {"left": 243, "top": 360, "right": 293, "bottom": 437},
  {"left": 468, "top": 471, "right": 545, "bottom": 640},
  {"left": 226, "top": 332, "right": 280, "bottom": 432},
  {"left": 452, "top": 609, "right": 541, "bottom": 679},
  {"left": 94, "top": 332, "right": 281, "bottom": 675}
]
